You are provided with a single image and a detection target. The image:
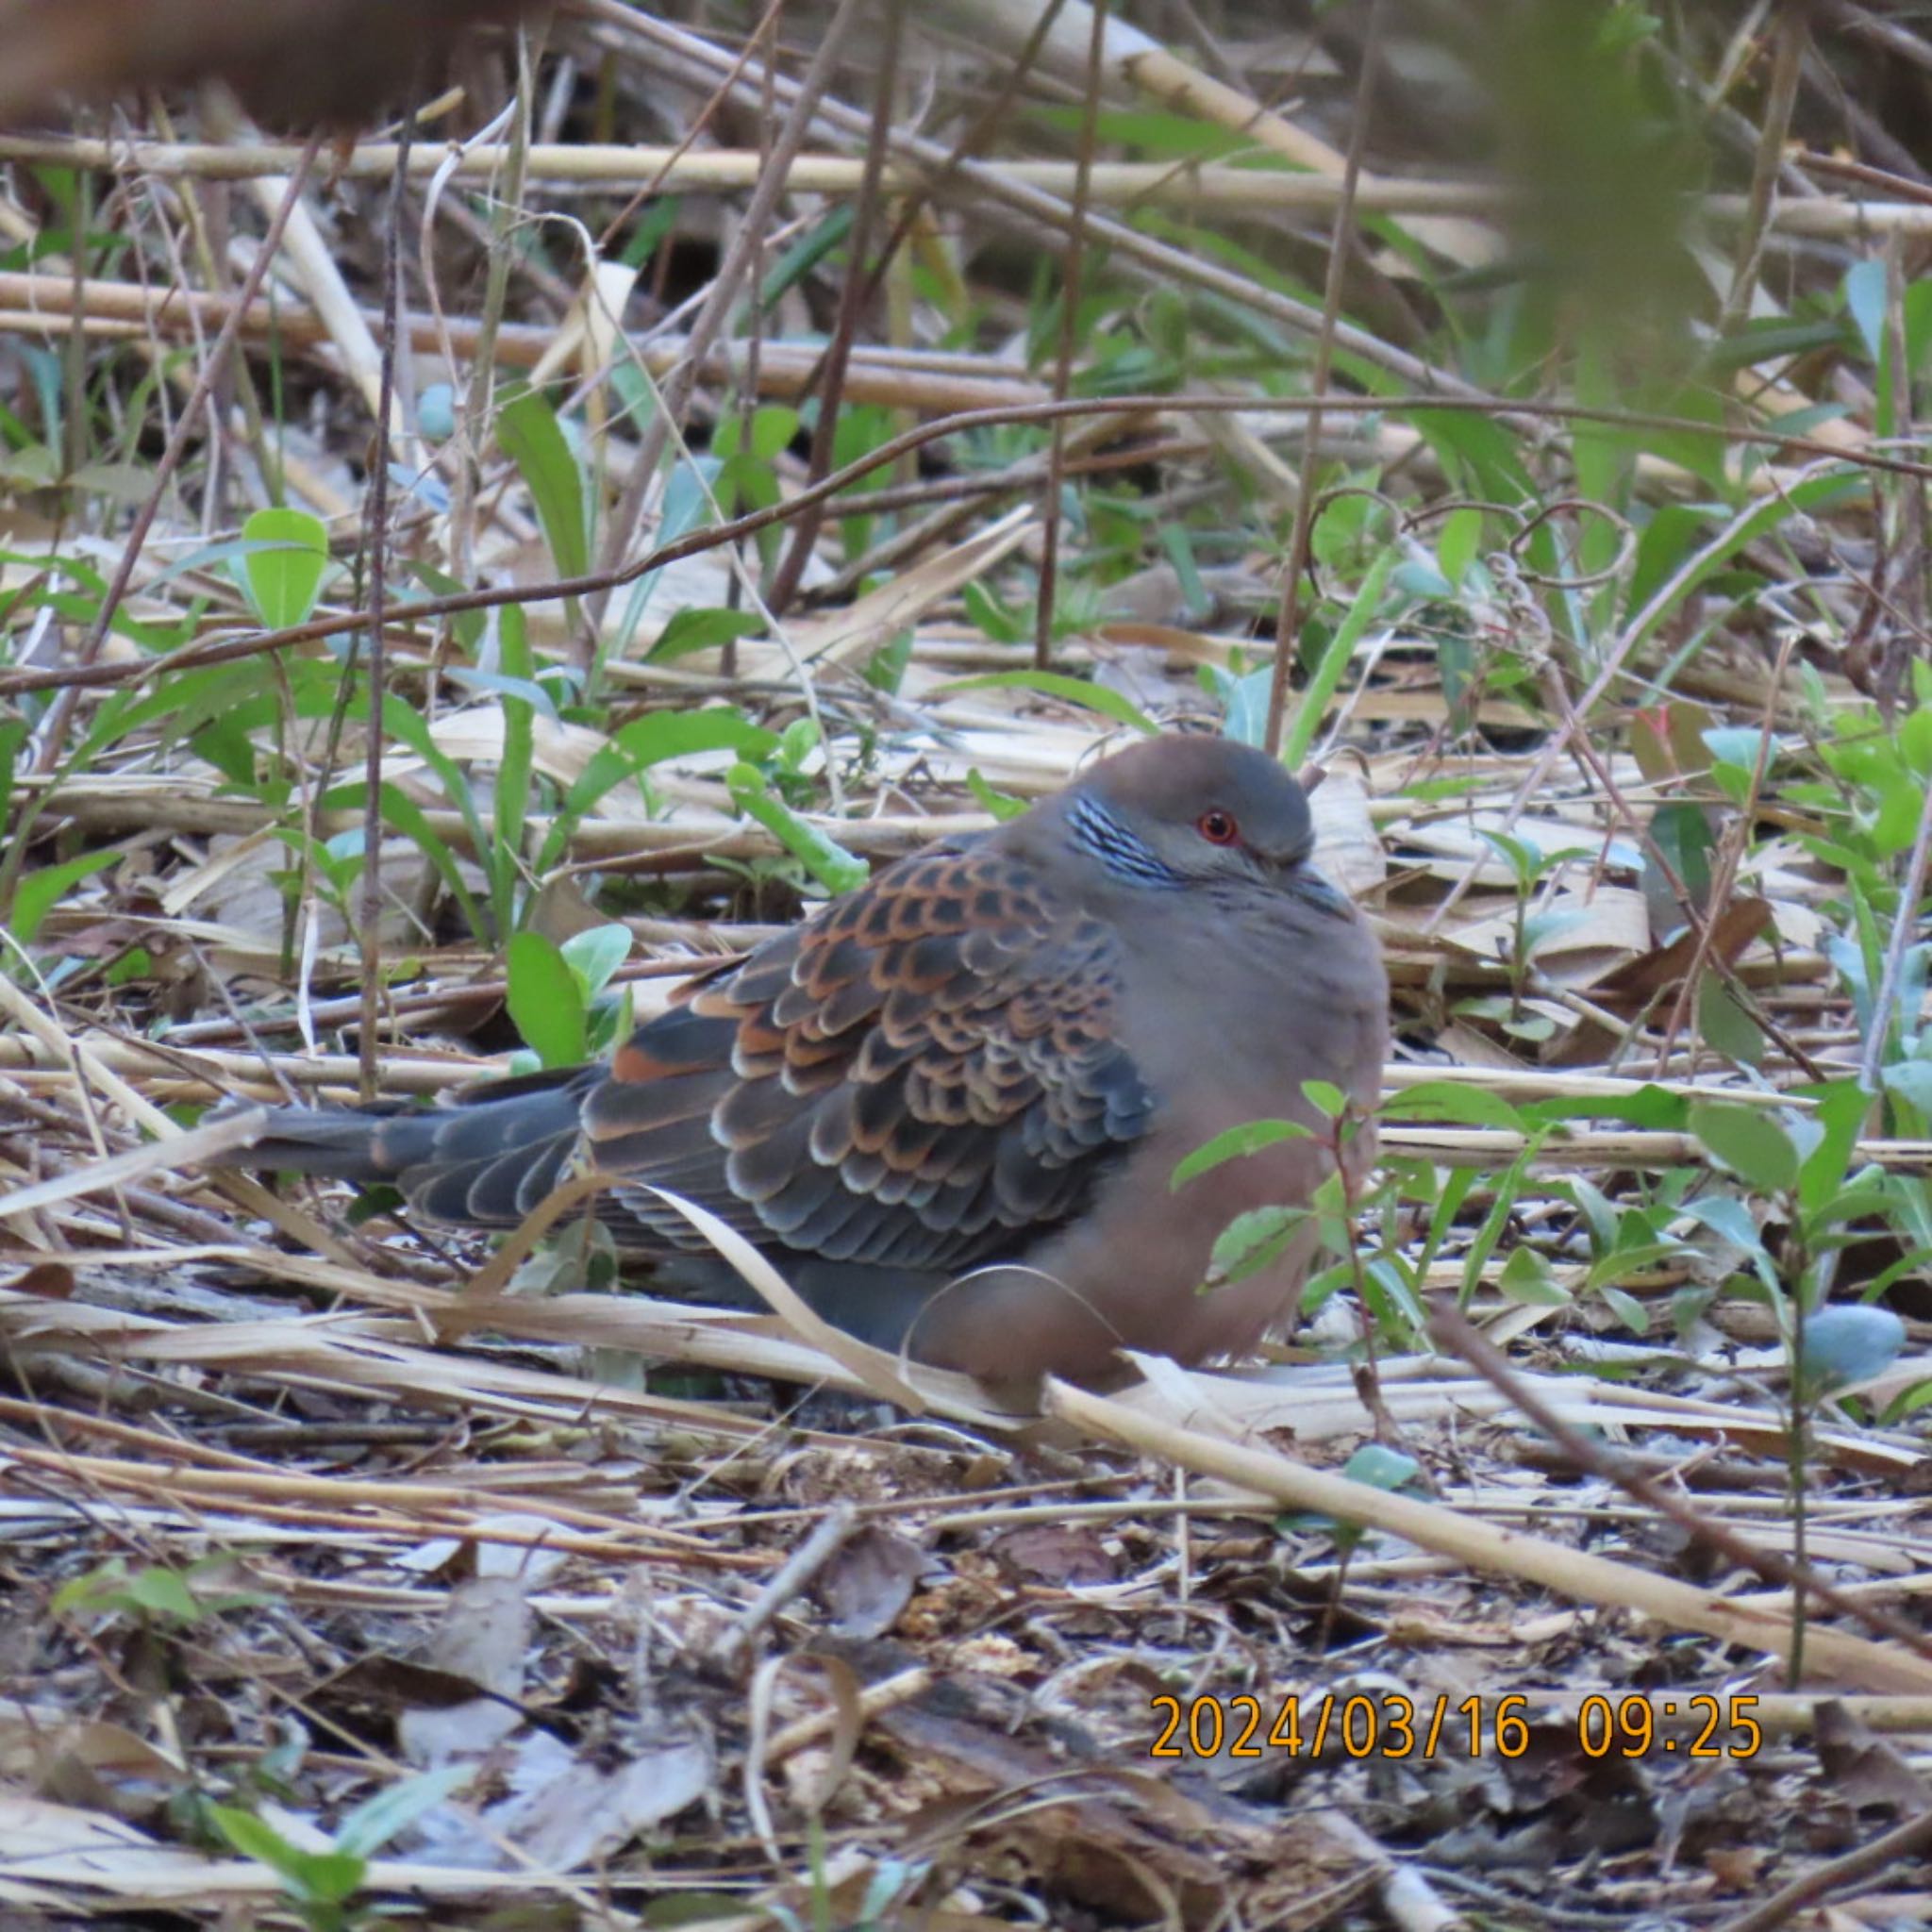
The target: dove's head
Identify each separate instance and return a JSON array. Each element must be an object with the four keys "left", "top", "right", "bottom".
[{"left": 1049, "top": 734, "right": 1342, "bottom": 908}]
